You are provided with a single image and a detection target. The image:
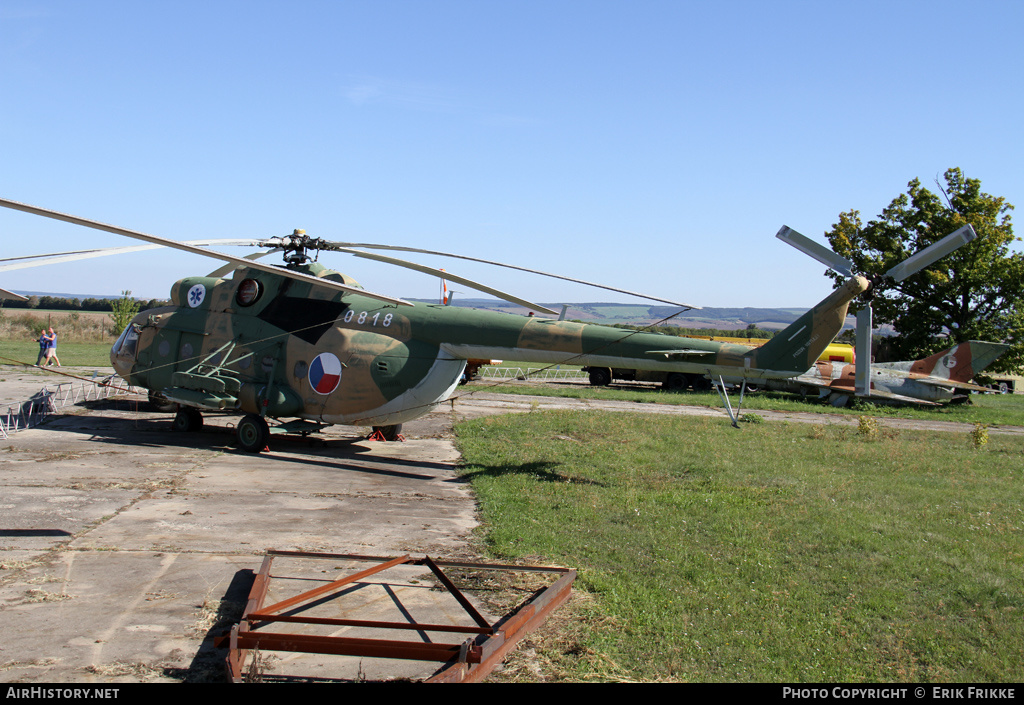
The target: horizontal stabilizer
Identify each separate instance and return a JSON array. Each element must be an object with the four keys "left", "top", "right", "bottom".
[{"left": 646, "top": 349, "right": 715, "bottom": 358}]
